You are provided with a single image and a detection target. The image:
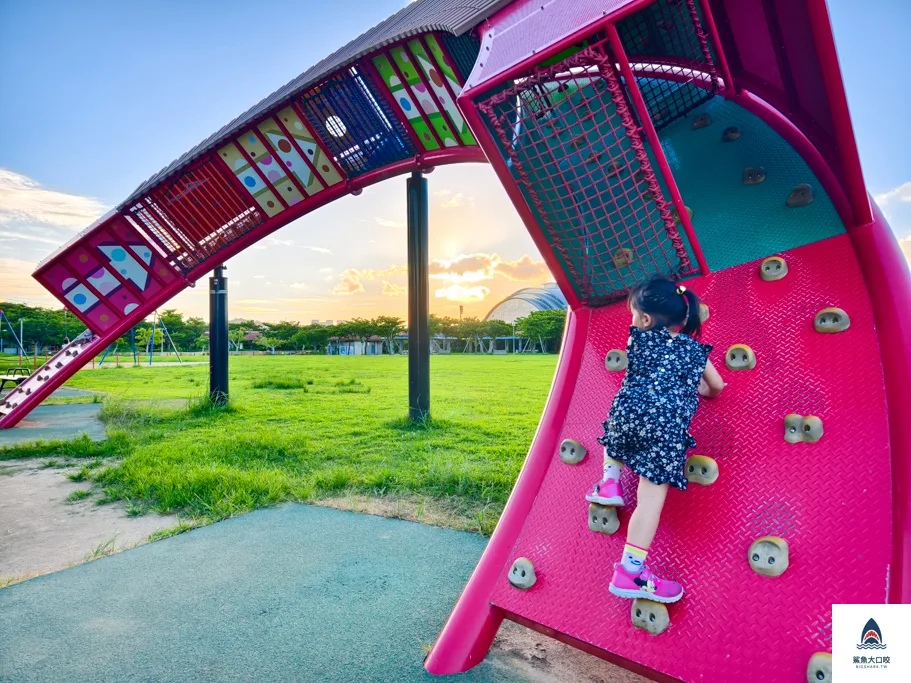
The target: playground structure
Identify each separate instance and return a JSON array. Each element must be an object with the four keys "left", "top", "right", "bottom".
[{"left": 1, "top": 0, "right": 909, "bottom": 680}]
